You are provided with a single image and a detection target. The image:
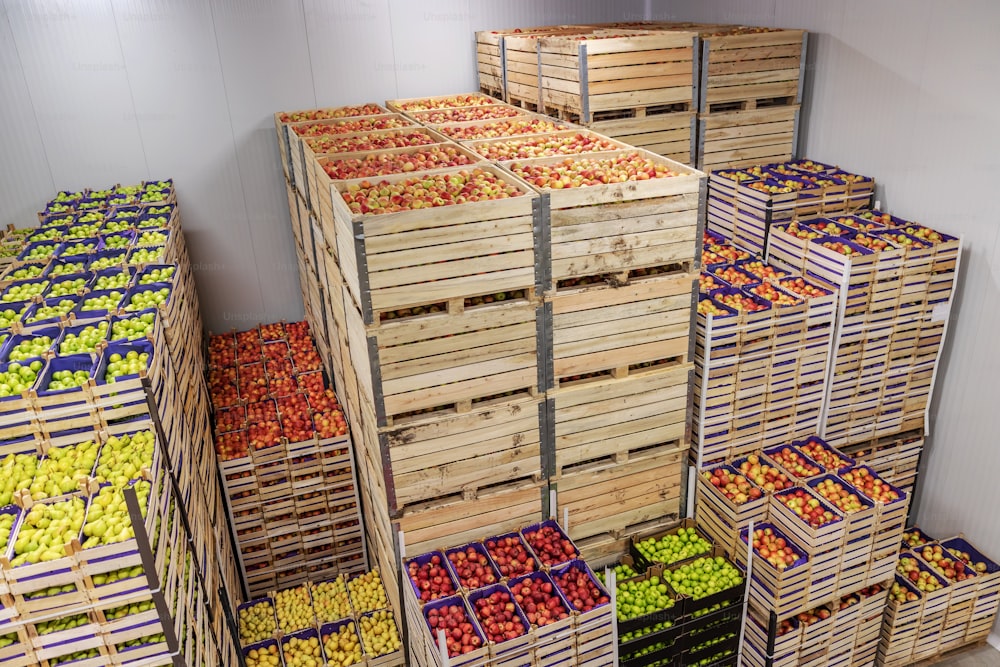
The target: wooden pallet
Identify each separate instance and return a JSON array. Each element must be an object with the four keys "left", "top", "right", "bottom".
[
  {"left": 327, "top": 164, "right": 537, "bottom": 323},
  {"left": 395, "top": 477, "right": 545, "bottom": 557},
  {"left": 588, "top": 110, "right": 696, "bottom": 165},
  {"left": 547, "top": 362, "right": 691, "bottom": 475},
  {"left": 698, "top": 28, "right": 806, "bottom": 113},
  {"left": 551, "top": 441, "right": 685, "bottom": 546},
  {"left": 537, "top": 30, "right": 698, "bottom": 122},
  {"left": 697, "top": 105, "right": 800, "bottom": 173},
  {"left": 548, "top": 268, "right": 695, "bottom": 382}
]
